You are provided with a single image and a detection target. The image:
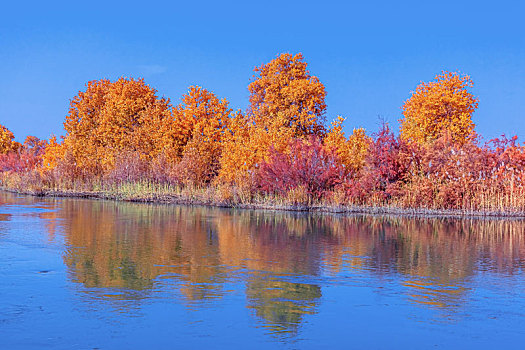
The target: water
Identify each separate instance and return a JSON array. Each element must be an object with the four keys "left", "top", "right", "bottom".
[{"left": 0, "top": 192, "right": 524, "bottom": 349}]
